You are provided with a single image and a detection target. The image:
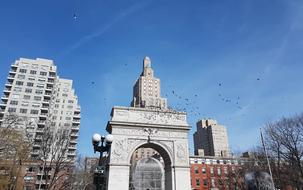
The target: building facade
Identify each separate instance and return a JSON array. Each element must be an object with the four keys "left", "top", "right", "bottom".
[
  {"left": 190, "top": 156, "right": 246, "bottom": 190},
  {"left": 193, "top": 119, "right": 230, "bottom": 157},
  {"left": 0, "top": 58, "right": 81, "bottom": 189},
  {"left": 0, "top": 58, "right": 80, "bottom": 161},
  {"left": 131, "top": 56, "right": 167, "bottom": 109}
]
